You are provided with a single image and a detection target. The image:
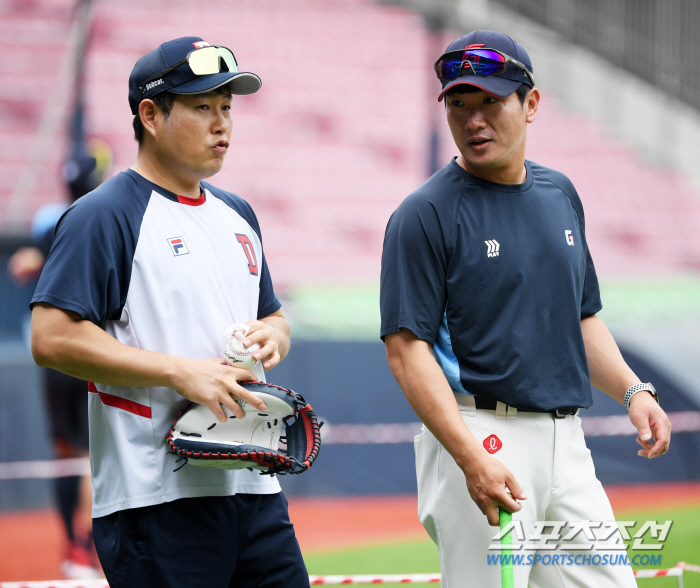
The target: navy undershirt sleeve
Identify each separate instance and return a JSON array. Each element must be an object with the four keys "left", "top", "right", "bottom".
[
  {"left": 256, "top": 253, "right": 281, "bottom": 319},
  {"left": 380, "top": 195, "right": 448, "bottom": 345}
]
